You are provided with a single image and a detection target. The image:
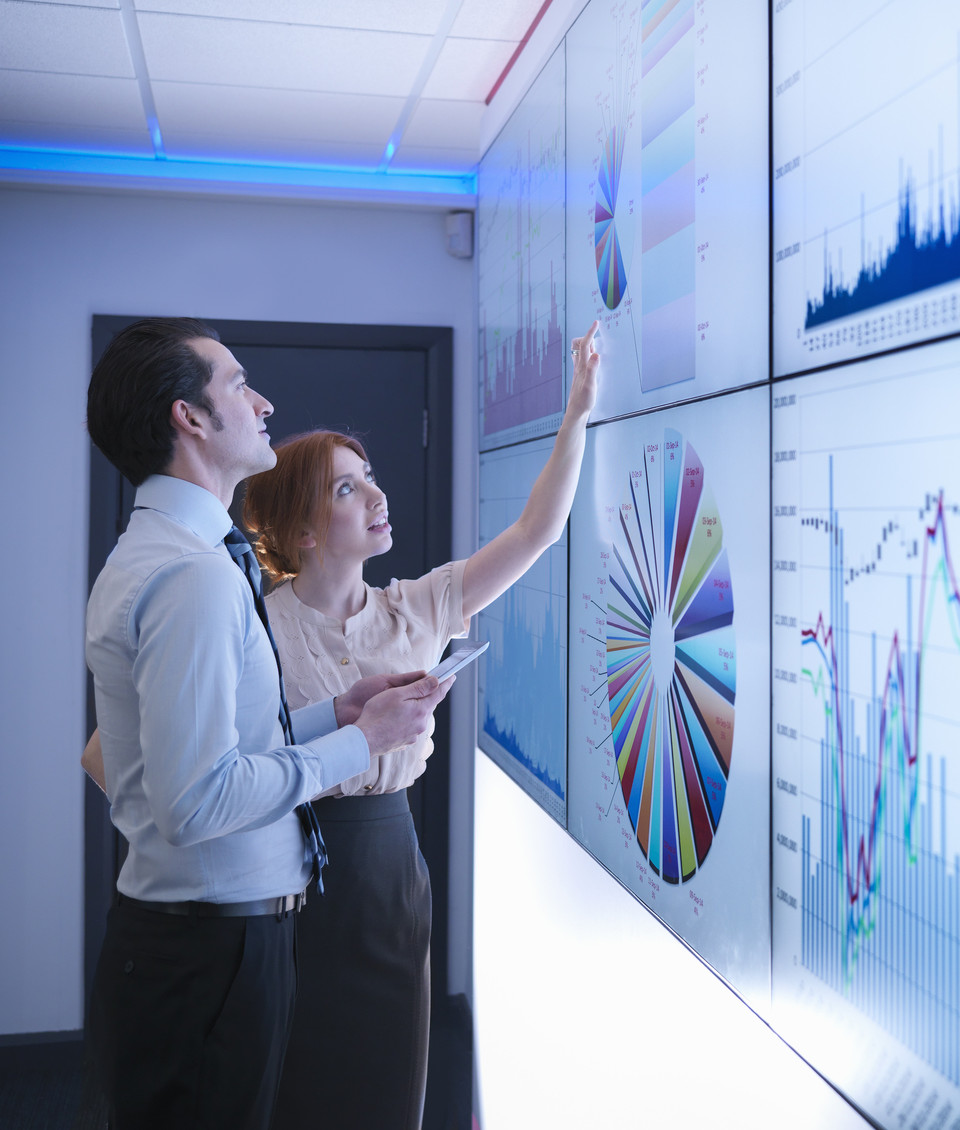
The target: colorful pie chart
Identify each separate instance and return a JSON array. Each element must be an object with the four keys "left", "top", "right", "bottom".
[
  {"left": 605, "top": 429, "right": 735, "bottom": 882},
  {"left": 594, "top": 125, "right": 629, "bottom": 310}
]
